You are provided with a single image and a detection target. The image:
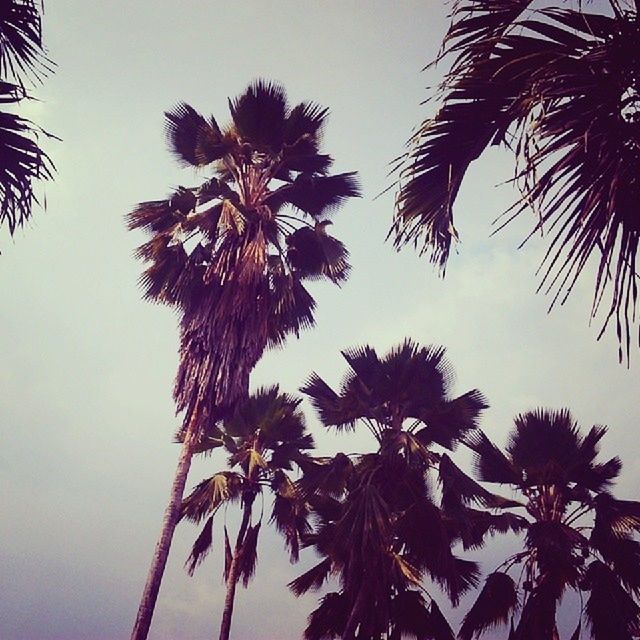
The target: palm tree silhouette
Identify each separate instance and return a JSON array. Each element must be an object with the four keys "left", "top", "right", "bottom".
[
  {"left": 128, "top": 80, "right": 359, "bottom": 640},
  {"left": 460, "top": 408, "right": 640, "bottom": 639},
  {"left": 291, "top": 340, "right": 502, "bottom": 640},
  {"left": 181, "top": 386, "right": 314, "bottom": 640}
]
